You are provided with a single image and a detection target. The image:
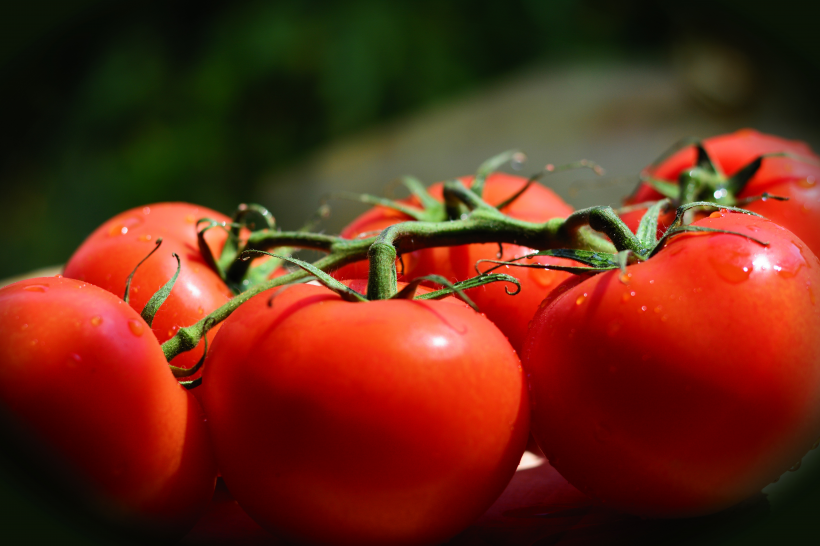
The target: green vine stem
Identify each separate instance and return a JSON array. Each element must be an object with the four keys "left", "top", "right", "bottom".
[{"left": 161, "top": 181, "right": 635, "bottom": 361}]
